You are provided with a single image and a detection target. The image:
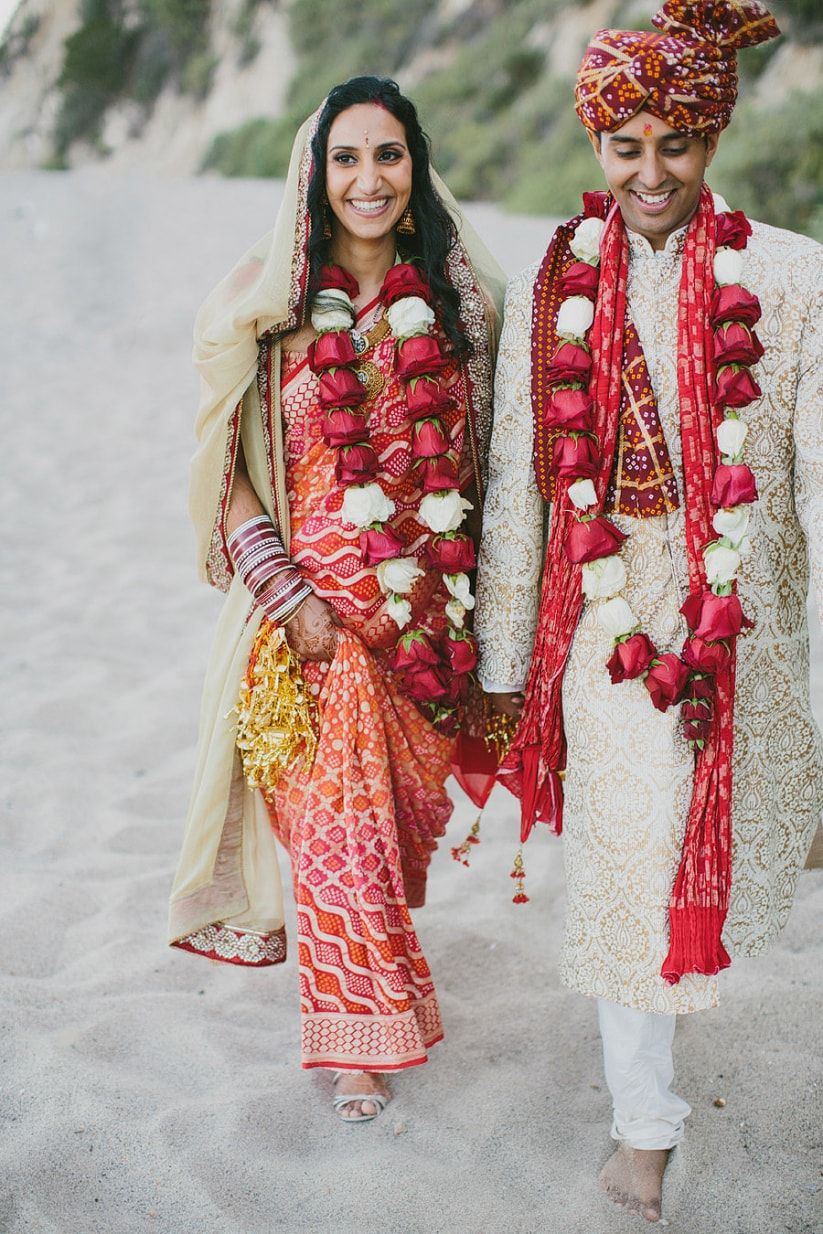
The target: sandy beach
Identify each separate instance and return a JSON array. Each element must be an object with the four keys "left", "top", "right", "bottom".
[{"left": 1, "top": 169, "right": 821, "bottom": 1234}]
